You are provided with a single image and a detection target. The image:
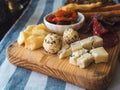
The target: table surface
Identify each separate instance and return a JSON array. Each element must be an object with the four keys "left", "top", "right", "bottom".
[{"left": 0, "top": 0, "right": 120, "bottom": 90}]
